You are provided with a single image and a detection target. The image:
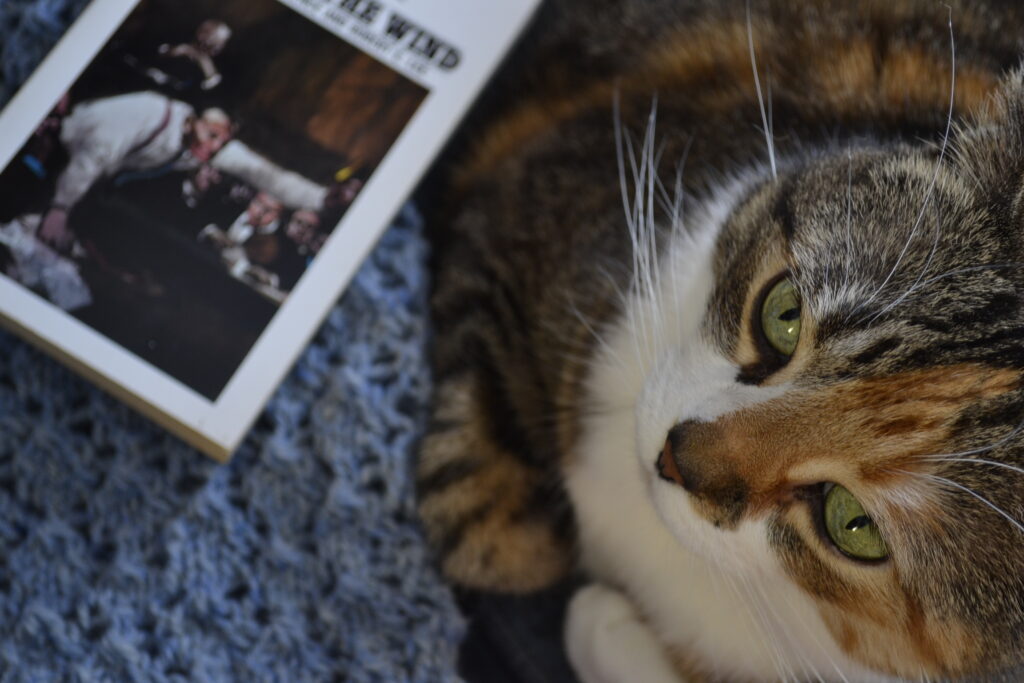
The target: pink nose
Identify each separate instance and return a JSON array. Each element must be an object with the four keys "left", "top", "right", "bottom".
[{"left": 656, "top": 437, "right": 686, "bottom": 488}]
